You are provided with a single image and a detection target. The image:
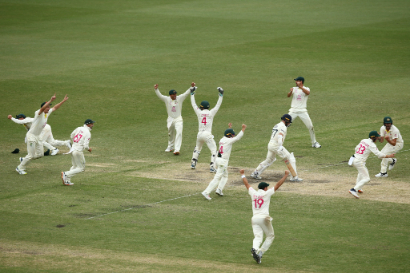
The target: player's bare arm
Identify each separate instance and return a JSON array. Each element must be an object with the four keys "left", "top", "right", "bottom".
[
  {"left": 39, "top": 93, "right": 56, "bottom": 114},
  {"left": 274, "top": 171, "right": 290, "bottom": 191},
  {"left": 239, "top": 169, "right": 251, "bottom": 190},
  {"left": 385, "top": 153, "right": 395, "bottom": 158},
  {"left": 52, "top": 94, "right": 69, "bottom": 111},
  {"left": 384, "top": 135, "right": 397, "bottom": 146},
  {"left": 242, "top": 124, "right": 247, "bottom": 132},
  {"left": 287, "top": 88, "right": 293, "bottom": 97}
]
